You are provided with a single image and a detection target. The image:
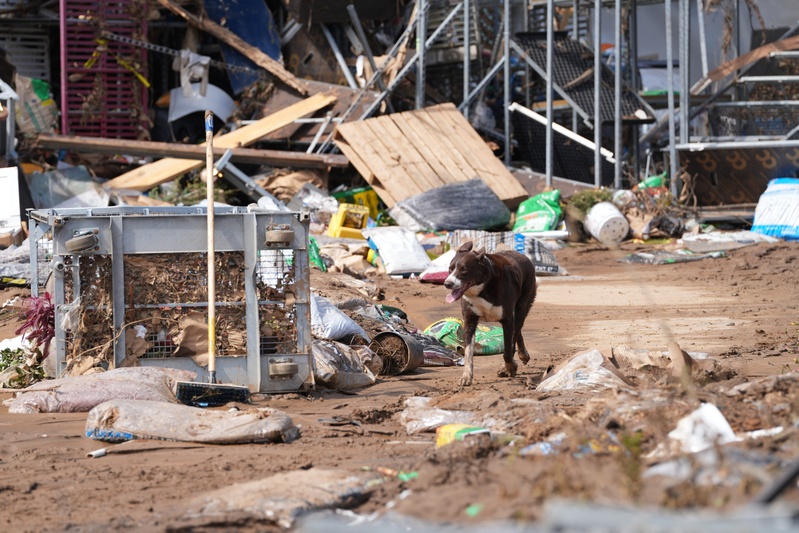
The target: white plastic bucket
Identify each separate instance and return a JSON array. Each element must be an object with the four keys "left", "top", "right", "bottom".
[{"left": 584, "top": 201, "right": 629, "bottom": 244}]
